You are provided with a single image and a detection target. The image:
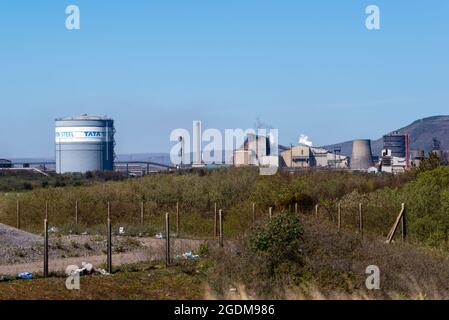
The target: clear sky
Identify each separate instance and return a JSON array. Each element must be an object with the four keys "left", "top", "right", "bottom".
[{"left": 0, "top": 1, "right": 448, "bottom": 158}]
